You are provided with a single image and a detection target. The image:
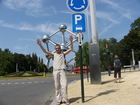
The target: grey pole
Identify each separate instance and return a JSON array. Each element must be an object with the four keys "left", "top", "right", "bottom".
[
  {"left": 89, "top": 0, "right": 101, "bottom": 84},
  {"left": 30, "top": 65, "right": 31, "bottom": 71},
  {"left": 16, "top": 63, "right": 19, "bottom": 76},
  {"left": 16, "top": 63, "right": 18, "bottom": 72},
  {"left": 132, "top": 49, "right": 135, "bottom": 70}
]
